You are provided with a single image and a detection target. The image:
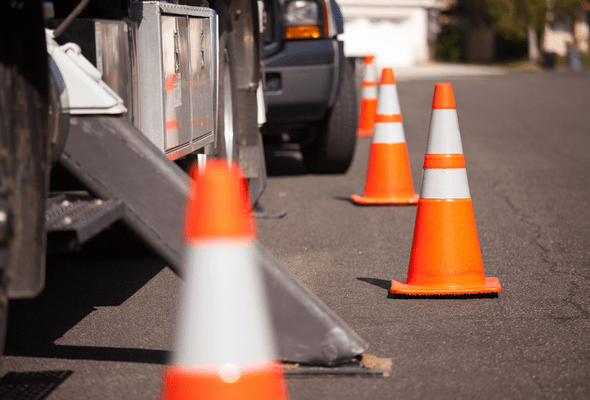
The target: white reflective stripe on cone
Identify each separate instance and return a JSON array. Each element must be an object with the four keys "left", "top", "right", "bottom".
[
  {"left": 426, "top": 109, "right": 464, "bottom": 155},
  {"left": 376, "top": 85, "right": 401, "bottom": 115},
  {"left": 363, "top": 65, "right": 376, "bottom": 82},
  {"left": 362, "top": 85, "right": 378, "bottom": 98},
  {"left": 372, "top": 121, "right": 406, "bottom": 144},
  {"left": 420, "top": 168, "right": 471, "bottom": 199},
  {"left": 174, "top": 242, "right": 277, "bottom": 366}
]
